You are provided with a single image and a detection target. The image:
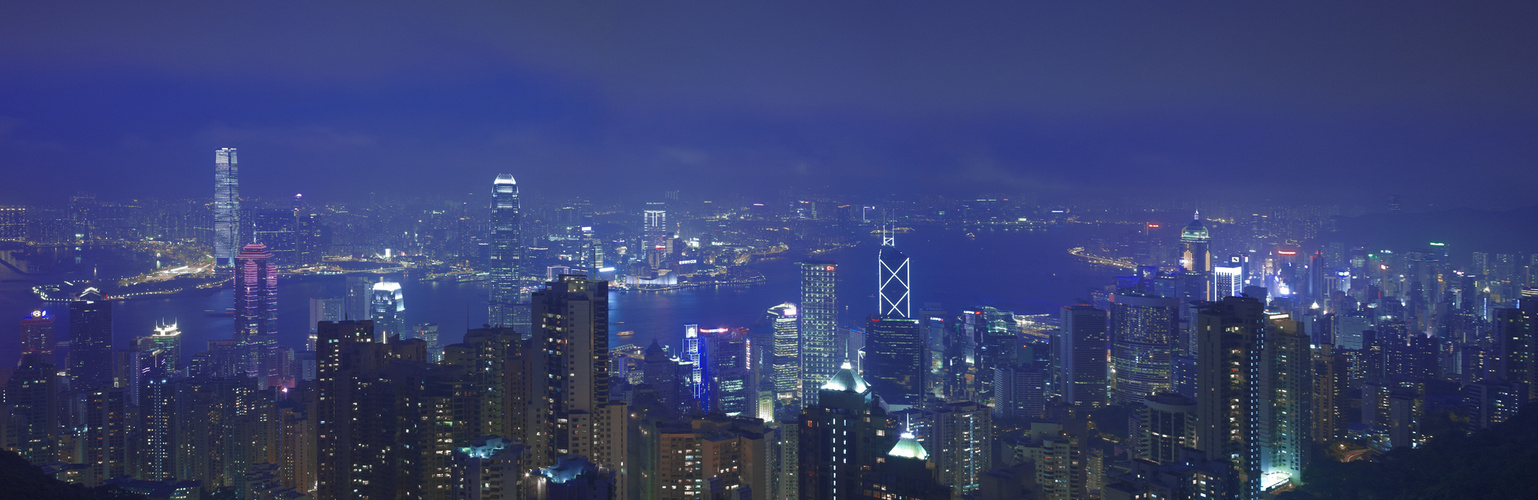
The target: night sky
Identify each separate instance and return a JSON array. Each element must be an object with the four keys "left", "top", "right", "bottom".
[{"left": 2, "top": 2, "right": 1535, "bottom": 206}]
